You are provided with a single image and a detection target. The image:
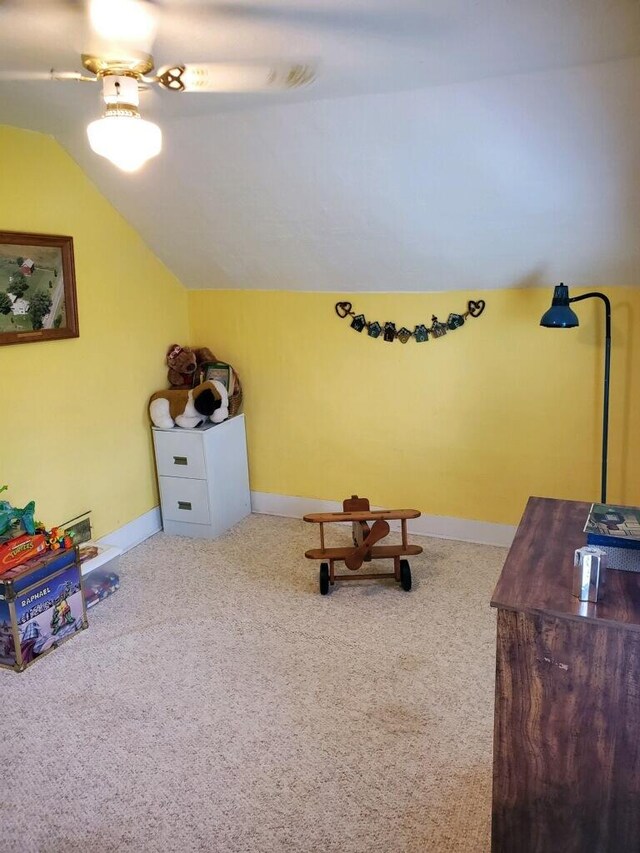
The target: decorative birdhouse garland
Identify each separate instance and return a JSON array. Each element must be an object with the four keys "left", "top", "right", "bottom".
[{"left": 334, "top": 299, "right": 486, "bottom": 343}]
